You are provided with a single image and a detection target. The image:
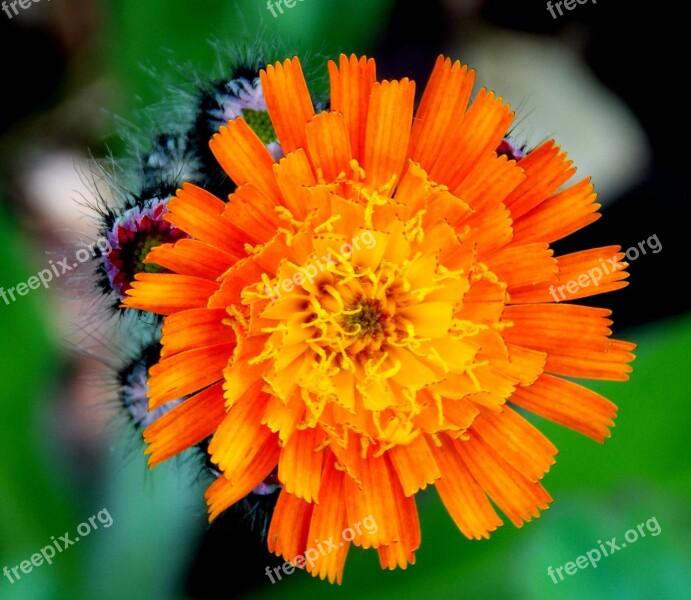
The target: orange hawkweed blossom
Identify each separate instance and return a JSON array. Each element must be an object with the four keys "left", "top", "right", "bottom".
[{"left": 123, "top": 54, "right": 635, "bottom": 583}]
